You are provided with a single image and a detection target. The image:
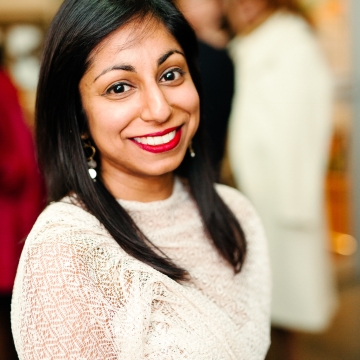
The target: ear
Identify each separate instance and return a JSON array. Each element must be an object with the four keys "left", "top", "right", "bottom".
[{"left": 79, "top": 108, "right": 91, "bottom": 140}]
